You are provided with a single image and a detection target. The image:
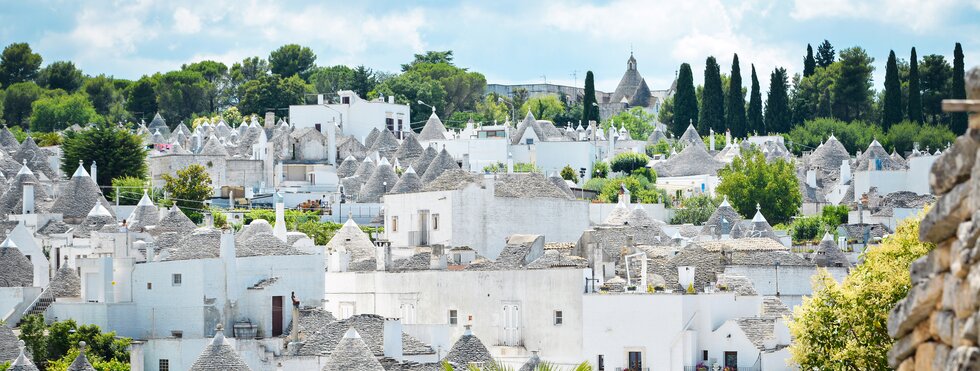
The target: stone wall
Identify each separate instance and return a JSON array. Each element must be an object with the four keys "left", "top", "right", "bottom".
[{"left": 887, "top": 66, "right": 980, "bottom": 370}]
